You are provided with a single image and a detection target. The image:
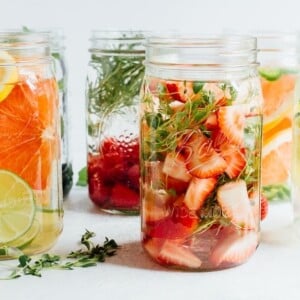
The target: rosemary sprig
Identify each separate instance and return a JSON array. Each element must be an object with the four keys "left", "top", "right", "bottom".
[{"left": 0, "top": 230, "right": 119, "bottom": 280}]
